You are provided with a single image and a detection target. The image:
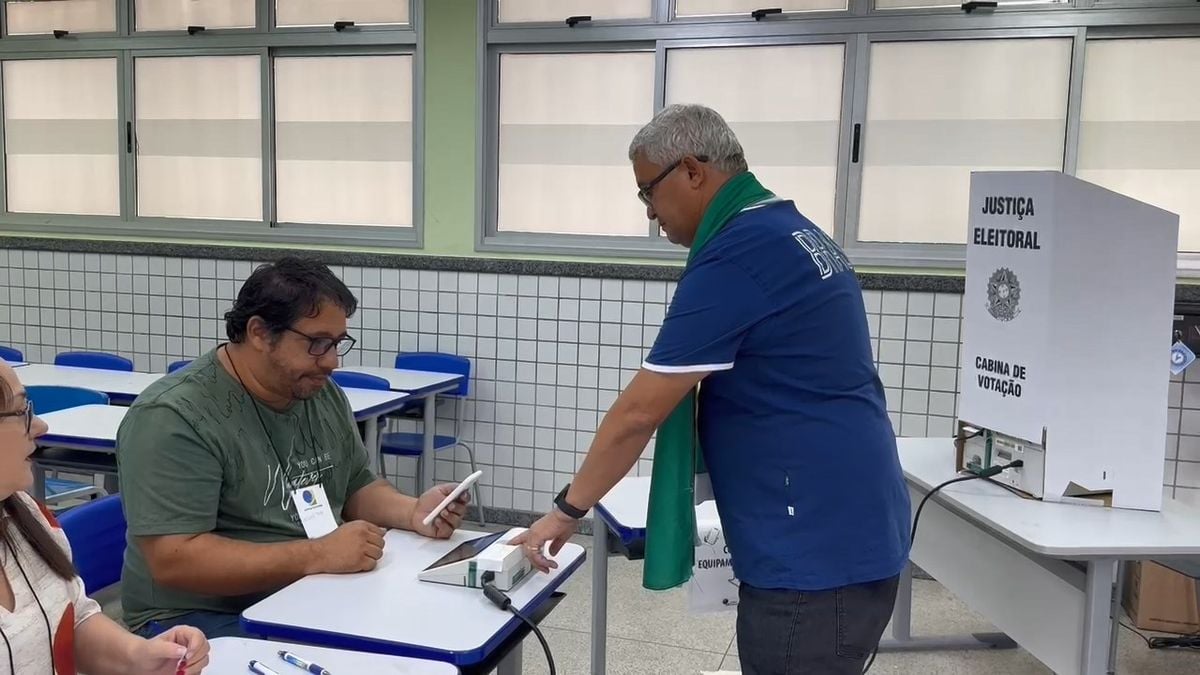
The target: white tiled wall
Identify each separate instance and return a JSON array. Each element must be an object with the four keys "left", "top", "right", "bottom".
[{"left": 1, "top": 248, "right": 1195, "bottom": 511}]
